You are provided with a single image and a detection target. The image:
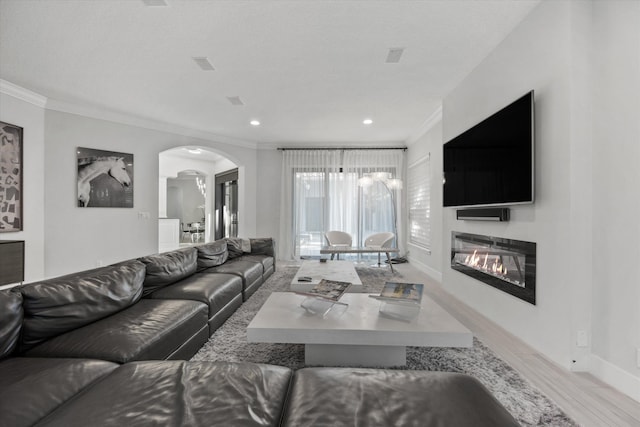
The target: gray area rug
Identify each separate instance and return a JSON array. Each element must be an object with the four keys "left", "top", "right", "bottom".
[{"left": 192, "top": 265, "right": 577, "bottom": 427}]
